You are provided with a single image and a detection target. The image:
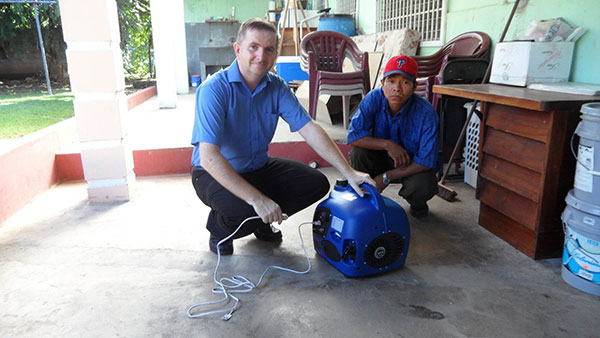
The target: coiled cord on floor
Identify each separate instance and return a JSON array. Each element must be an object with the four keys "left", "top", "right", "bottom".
[{"left": 186, "top": 215, "right": 313, "bottom": 321}]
